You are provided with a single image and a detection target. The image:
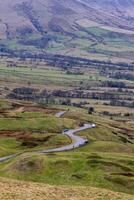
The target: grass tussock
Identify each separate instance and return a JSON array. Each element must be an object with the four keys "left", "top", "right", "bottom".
[{"left": 7, "top": 155, "right": 45, "bottom": 174}]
